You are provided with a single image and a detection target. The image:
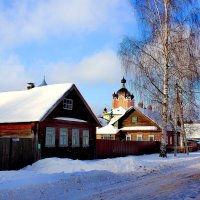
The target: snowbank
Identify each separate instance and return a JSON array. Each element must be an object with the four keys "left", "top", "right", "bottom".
[
  {"left": 0, "top": 152, "right": 200, "bottom": 195},
  {"left": 24, "top": 156, "right": 142, "bottom": 174},
  {"left": 24, "top": 151, "right": 200, "bottom": 175}
]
